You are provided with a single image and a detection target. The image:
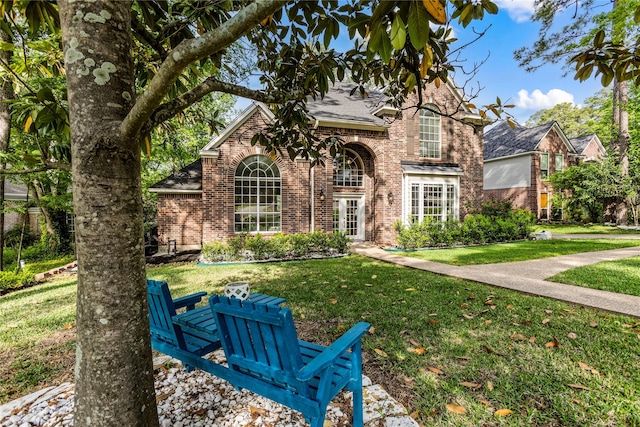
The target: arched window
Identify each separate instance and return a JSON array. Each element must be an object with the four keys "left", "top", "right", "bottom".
[
  {"left": 419, "top": 105, "right": 441, "bottom": 158},
  {"left": 234, "top": 155, "right": 281, "bottom": 233},
  {"left": 333, "top": 149, "right": 364, "bottom": 187}
]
